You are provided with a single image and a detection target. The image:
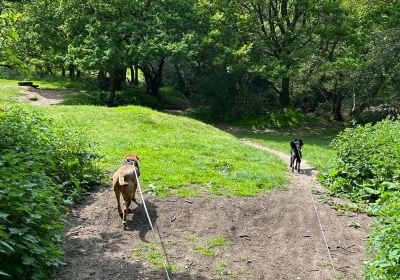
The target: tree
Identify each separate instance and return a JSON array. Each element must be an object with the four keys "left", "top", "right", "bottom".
[
  {"left": 225, "top": 0, "right": 319, "bottom": 107},
  {"left": 0, "top": 1, "right": 21, "bottom": 68},
  {"left": 12, "top": 0, "right": 68, "bottom": 76}
]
